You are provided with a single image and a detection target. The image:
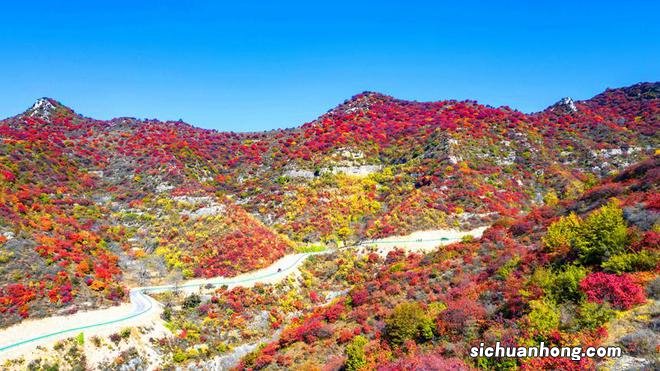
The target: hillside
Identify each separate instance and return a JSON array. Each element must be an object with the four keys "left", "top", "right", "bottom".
[
  {"left": 0, "top": 83, "right": 657, "bottom": 328},
  {"left": 18, "top": 156, "right": 655, "bottom": 370},
  {"left": 235, "top": 157, "right": 659, "bottom": 370}
]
